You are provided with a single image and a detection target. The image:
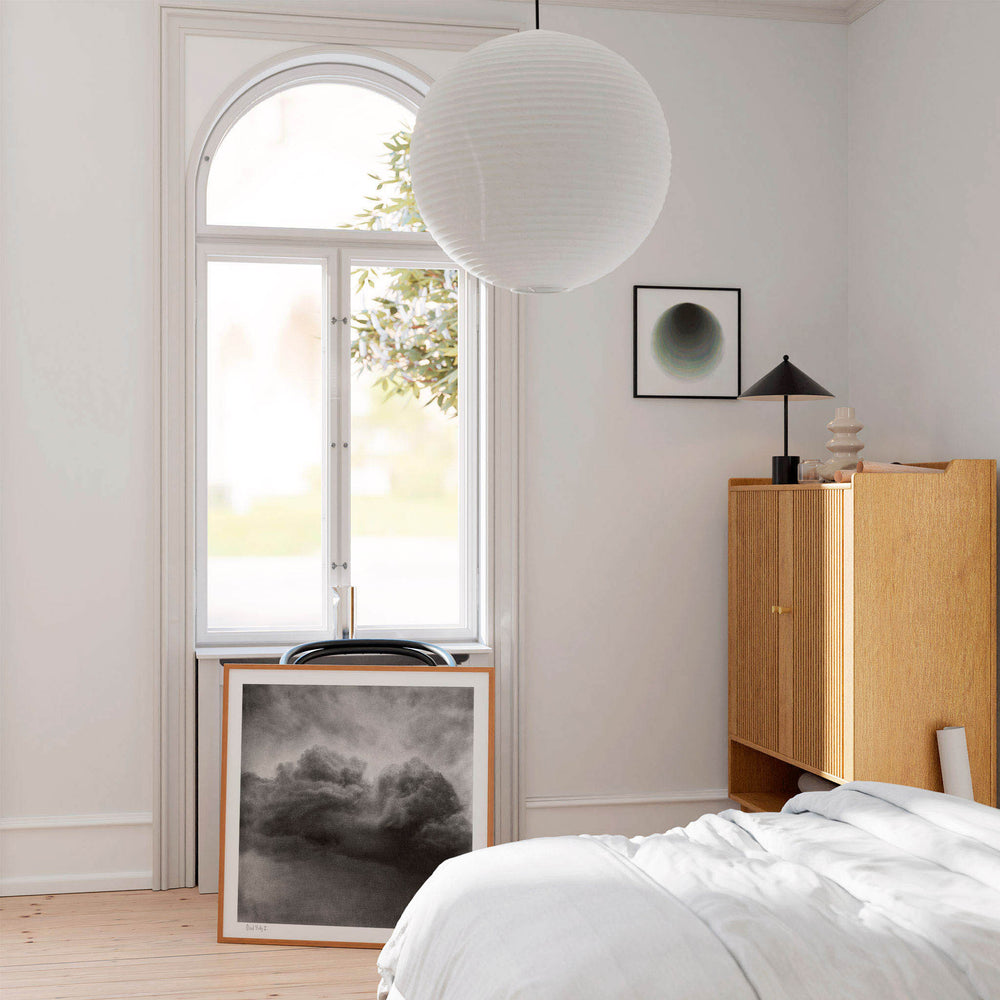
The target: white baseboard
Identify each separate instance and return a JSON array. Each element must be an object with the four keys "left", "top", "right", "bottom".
[
  {"left": 0, "top": 812, "right": 153, "bottom": 831},
  {"left": 1, "top": 871, "right": 153, "bottom": 897},
  {"left": 522, "top": 789, "right": 733, "bottom": 839},
  {"left": 0, "top": 812, "right": 154, "bottom": 897},
  {"left": 524, "top": 789, "right": 728, "bottom": 809}
]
